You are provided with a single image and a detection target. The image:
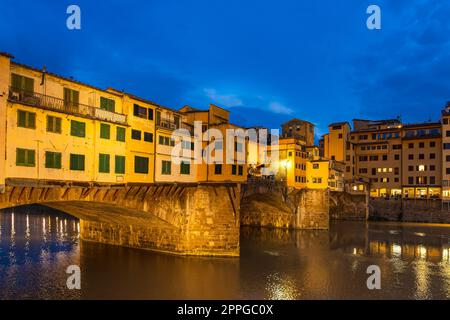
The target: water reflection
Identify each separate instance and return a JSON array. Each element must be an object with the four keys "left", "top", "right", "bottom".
[{"left": 1, "top": 206, "right": 450, "bottom": 299}]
